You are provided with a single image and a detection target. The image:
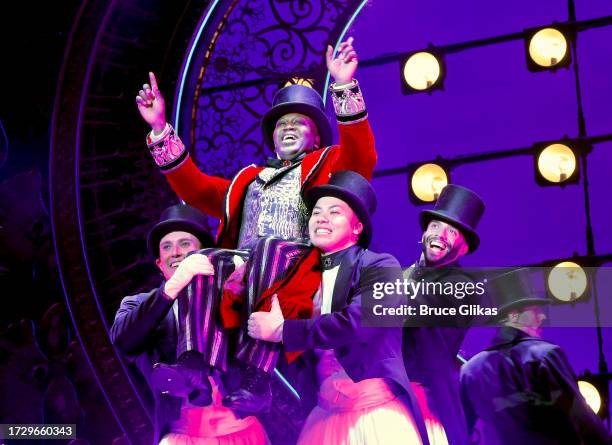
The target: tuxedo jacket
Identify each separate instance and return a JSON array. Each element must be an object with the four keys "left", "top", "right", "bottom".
[
  {"left": 281, "top": 245, "right": 431, "bottom": 445},
  {"left": 110, "top": 286, "right": 181, "bottom": 444},
  {"left": 402, "top": 263, "right": 479, "bottom": 445},
  {"left": 460, "top": 327, "right": 612, "bottom": 445}
]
